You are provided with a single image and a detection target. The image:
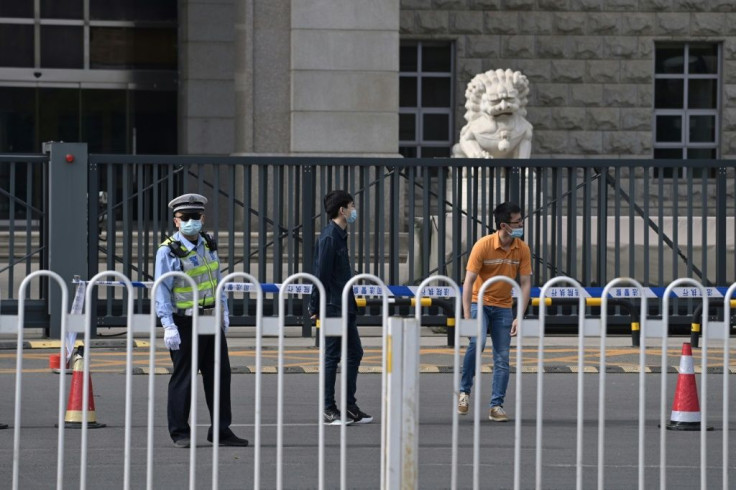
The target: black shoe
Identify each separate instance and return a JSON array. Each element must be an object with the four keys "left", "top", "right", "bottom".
[
  {"left": 172, "top": 437, "right": 190, "bottom": 448},
  {"left": 0, "top": 423, "right": 8, "bottom": 430},
  {"left": 323, "top": 406, "right": 354, "bottom": 426},
  {"left": 346, "top": 405, "right": 373, "bottom": 424},
  {"left": 207, "top": 433, "right": 249, "bottom": 447}
]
